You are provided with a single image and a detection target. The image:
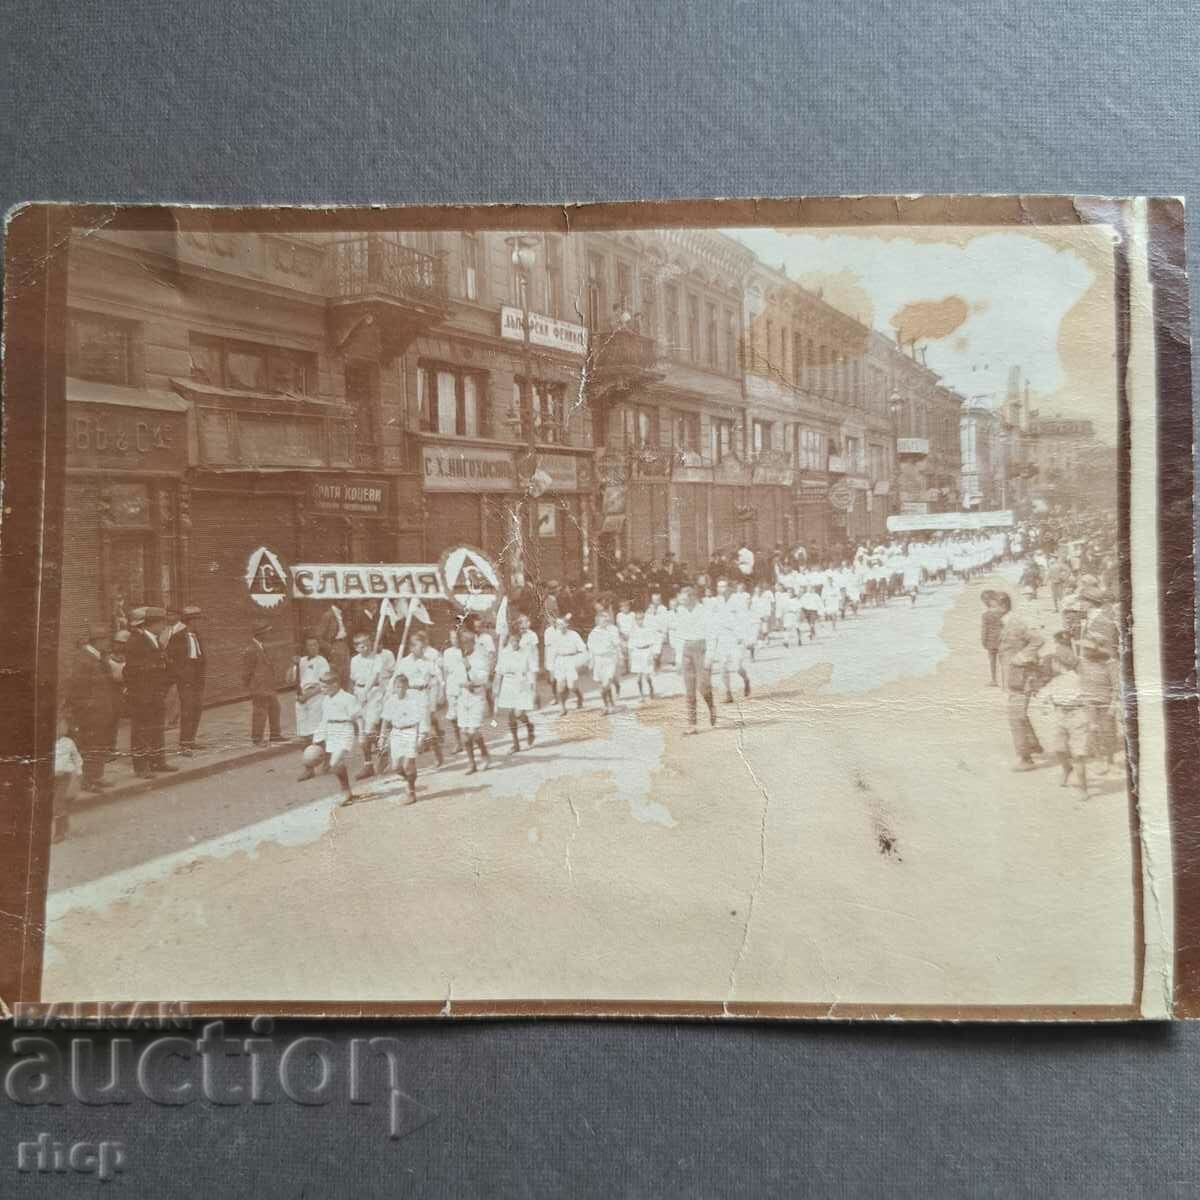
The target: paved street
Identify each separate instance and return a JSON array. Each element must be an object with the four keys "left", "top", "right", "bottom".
[{"left": 43, "top": 566, "right": 1136, "bottom": 1010}]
